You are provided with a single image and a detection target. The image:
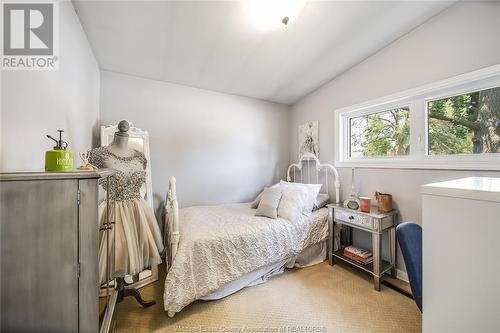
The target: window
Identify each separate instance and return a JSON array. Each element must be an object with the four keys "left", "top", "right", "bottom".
[
  {"left": 427, "top": 86, "right": 500, "bottom": 155},
  {"left": 335, "top": 65, "right": 500, "bottom": 170},
  {"left": 350, "top": 107, "right": 410, "bottom": 158}
]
